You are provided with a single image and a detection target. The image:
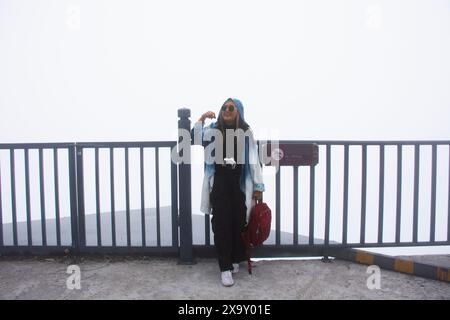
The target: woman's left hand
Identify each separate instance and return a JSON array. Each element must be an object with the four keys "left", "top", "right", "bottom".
[{"left": 253, "top": 190, "right": 263, "bottom": 201}]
